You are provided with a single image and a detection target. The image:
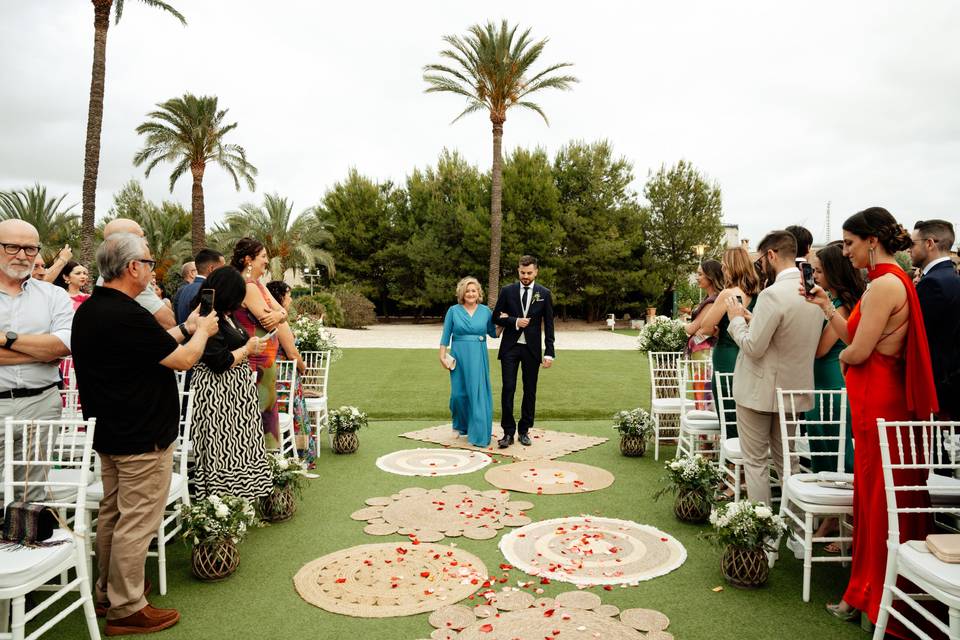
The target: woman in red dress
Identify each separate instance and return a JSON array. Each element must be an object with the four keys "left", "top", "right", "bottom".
[{"left": 804, "top": 207, "right": 939, "bottom": 634}]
